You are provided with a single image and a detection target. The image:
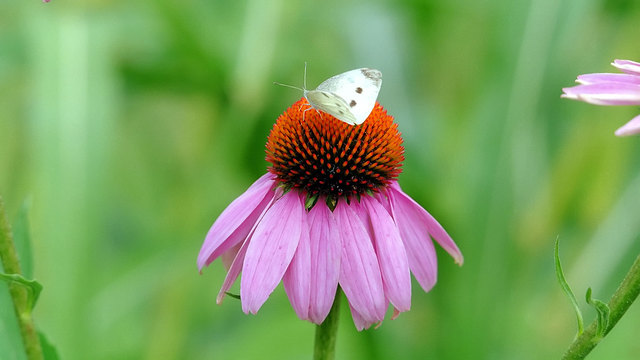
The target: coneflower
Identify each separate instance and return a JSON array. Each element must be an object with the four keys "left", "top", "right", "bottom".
[
  {"left": 562, "top": 59, "right": 640, "bottom": 136},
  {"left": 198, "top": 98, "right": 463, "bottom": 330}
]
